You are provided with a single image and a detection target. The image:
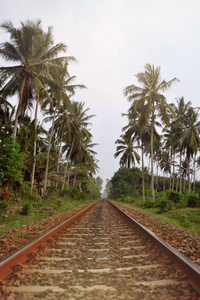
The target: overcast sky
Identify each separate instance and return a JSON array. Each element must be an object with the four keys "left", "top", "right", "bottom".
[{"left": 0, "top": 0, "right": 200, "bottom": 189}]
